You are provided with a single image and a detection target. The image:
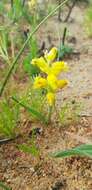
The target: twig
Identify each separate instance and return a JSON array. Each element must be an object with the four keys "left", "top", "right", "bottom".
[
  {"left": 0, "top": 135, "right": 21, "bottom": 145},
  {"left": 0, "top": 0, "right": 69, "bottom": 97},
  {"left": 64, "top": 0, "right": 76, "bottom": 22}
]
